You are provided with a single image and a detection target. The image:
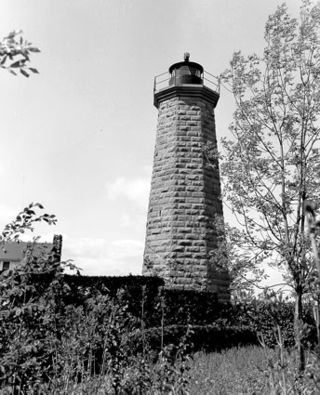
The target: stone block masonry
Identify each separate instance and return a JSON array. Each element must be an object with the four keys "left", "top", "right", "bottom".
[{"left": 143, "top": 61, "right": 230, "bottom": 302}]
